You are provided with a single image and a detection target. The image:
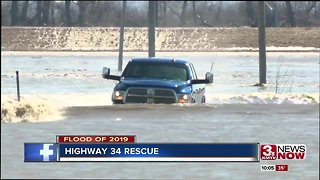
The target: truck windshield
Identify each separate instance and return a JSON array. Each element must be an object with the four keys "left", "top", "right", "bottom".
[{"left": 122, "top": 62, "right": 188, "bottom": 81}]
